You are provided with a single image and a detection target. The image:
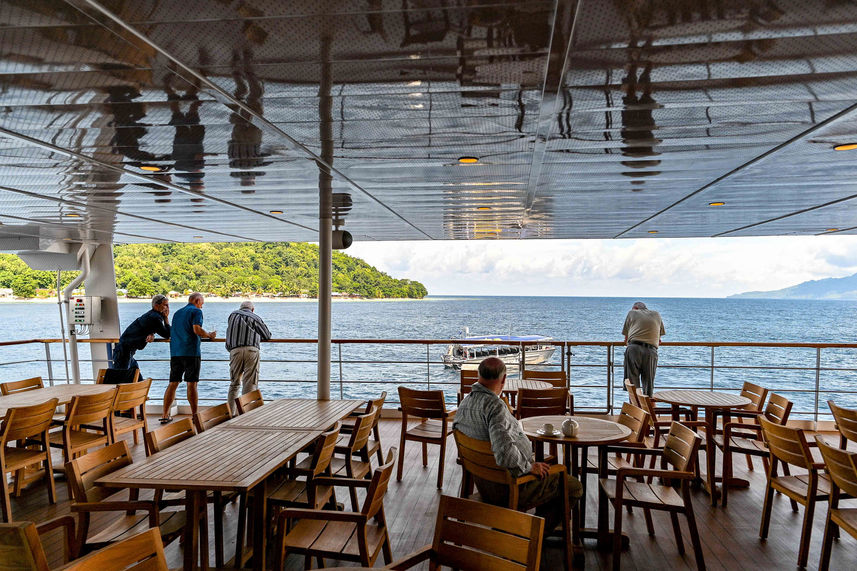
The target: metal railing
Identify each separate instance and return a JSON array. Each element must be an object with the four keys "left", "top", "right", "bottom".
[{"left": 1, "top": 338, "right": 856, "bottom": 420}]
